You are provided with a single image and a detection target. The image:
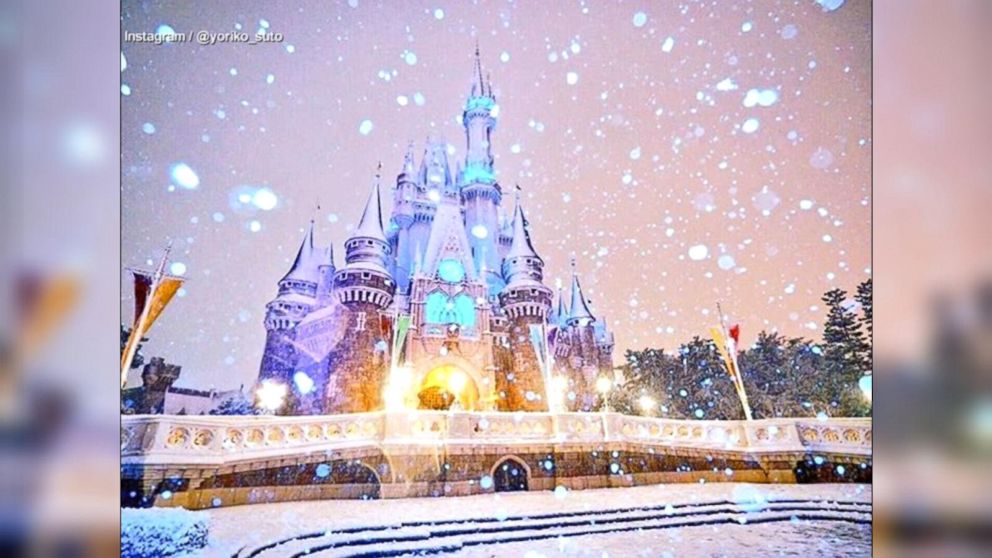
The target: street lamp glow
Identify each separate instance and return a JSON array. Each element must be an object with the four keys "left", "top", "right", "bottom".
[
  {"left": 548, "top": 376, "right": 568, "bottom": 411},
  {"left": 595, "top": 376, "right": 612, "bottom": 394},
  {"left": 639, "top": 395, "right": 657, "bottom": 414},
  {"left": 256, "top": 380, "right": 288, "bottom": 412}
]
